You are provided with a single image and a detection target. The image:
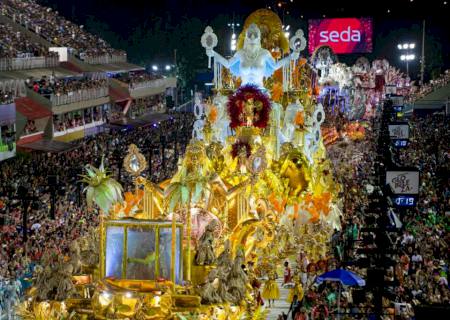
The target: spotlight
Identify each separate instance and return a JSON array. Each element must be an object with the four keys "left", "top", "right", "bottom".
[
  {"left": 152, "top": 65, "right": 158, "bottom": 71},
  {"left": 397, "top": 44, "right": 402, "bottom": 50},
  {"left": 402, "top": 43, "right": 408, "bottom": 49},
  {"left": 125, "top": 292, "right": 133, "bottom": 298},
  {"left": 165, "top": 65, "right": 171, "bottom": 71},
  {"left": 409, "top": 43, "right": 415, "bottom": 49},
  {"left": 400, "top": 55, "right": 406, "bottom": 61}
]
